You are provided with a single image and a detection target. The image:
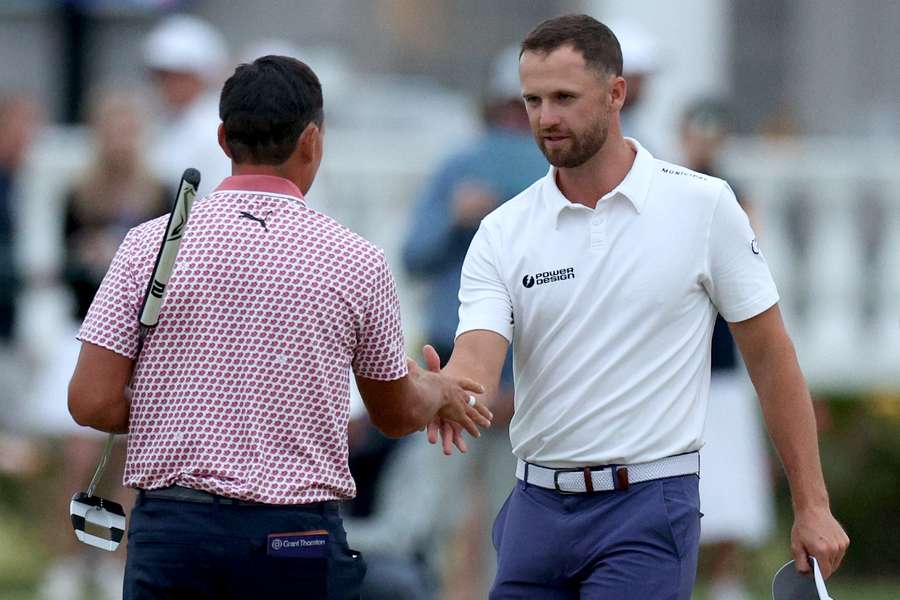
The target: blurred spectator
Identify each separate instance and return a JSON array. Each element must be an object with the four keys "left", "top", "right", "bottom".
[
  {"left": 0, "top": 94, "right": 39, "bottom": 342},
  {"left": 401, "top": 44, "right": 547, "bottom": 597},
  {"left": 29, "top": 89, "right": 168, "bottom": 600},
  {"left": 605, "top": 18, "right": 660, "bottom": 151},
  {"left": 680, "top": 99, "right": 776, "bottom": 600},
  {"left": 63, "top": 92, "right": 169, "bottom": 319},
  {"left": 342, "top": 379, "right": 476, "bottom": 600},
  {"left": 344, "top": 432, "right": 440, "bottom": 600},
  {"left": 0, "top": 93, "right": 41, "bottom": 475},
  {"left": 143, "top": 14, "right": 231, "bottom": 197}
]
